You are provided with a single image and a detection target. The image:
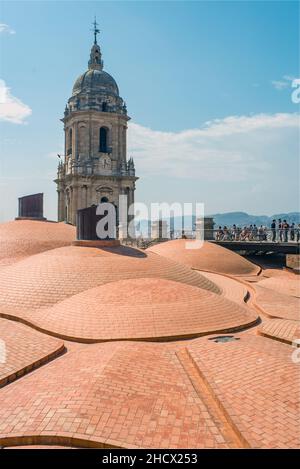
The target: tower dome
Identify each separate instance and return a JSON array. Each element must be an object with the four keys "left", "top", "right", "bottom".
[
  {"left": 72, "top": 69, "right": 119, "bottom": 97},
  {"left": 55, "top": 19, "right": 137, "bottom": 229},
  {"left": 65, "top": 19, "right": 125, "bottom": 114}
]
